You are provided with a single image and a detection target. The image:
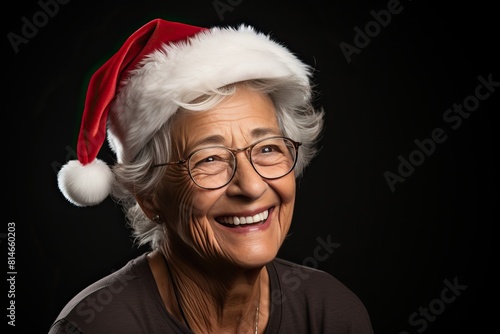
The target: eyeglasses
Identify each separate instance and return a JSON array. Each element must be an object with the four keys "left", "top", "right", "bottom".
[{"left": 152, "top": 136, "right": 301, "bottom": 190}]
